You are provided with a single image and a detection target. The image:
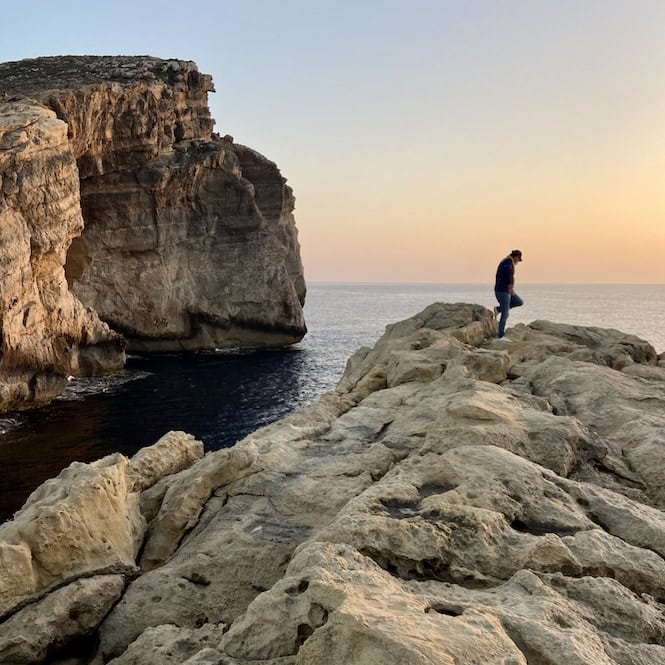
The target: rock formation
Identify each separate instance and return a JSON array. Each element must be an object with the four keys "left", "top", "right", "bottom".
[
  {"left": 0, "top": 55, "right": 306, "bottom": 409},
  {"left": 0, "top": 99, "right": 125, "bottom": 410},
  {"left": 1, "top": 303, "right": 665, "bottom": 663}
]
